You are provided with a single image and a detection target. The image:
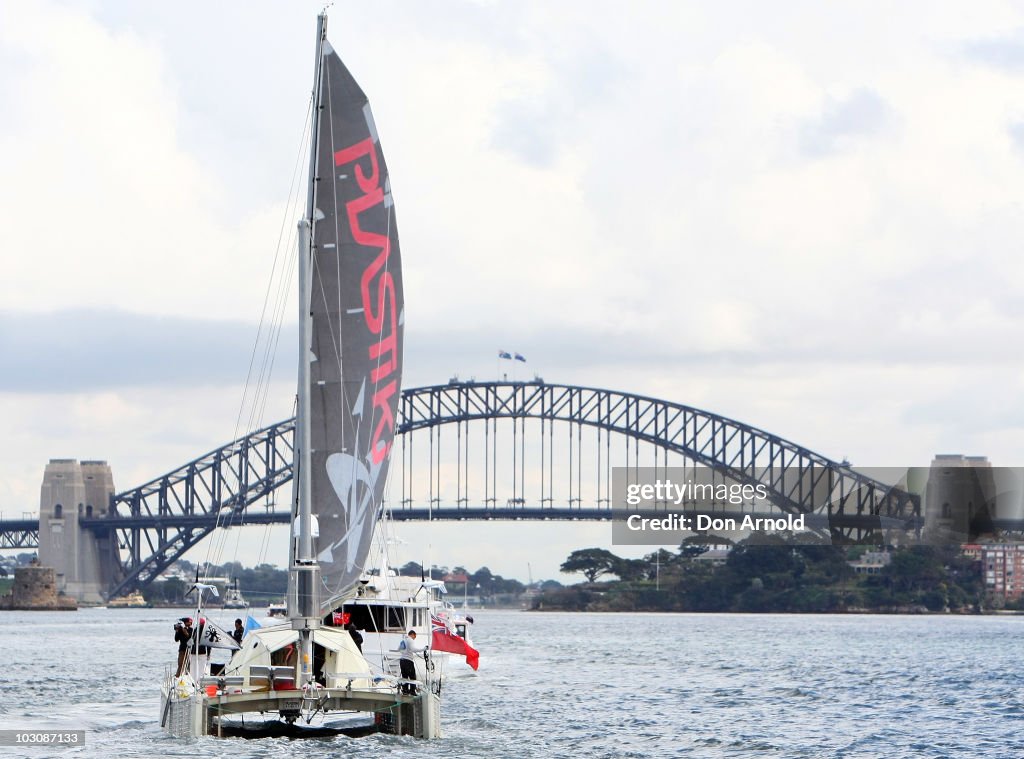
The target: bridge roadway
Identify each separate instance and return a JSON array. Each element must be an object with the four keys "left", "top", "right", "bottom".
[
  {"left": 7, "top": 508, "right": 974, "bottom": 539},
  {"left": 8, "top": 510, "right": 1024, "bottom": 547}
]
